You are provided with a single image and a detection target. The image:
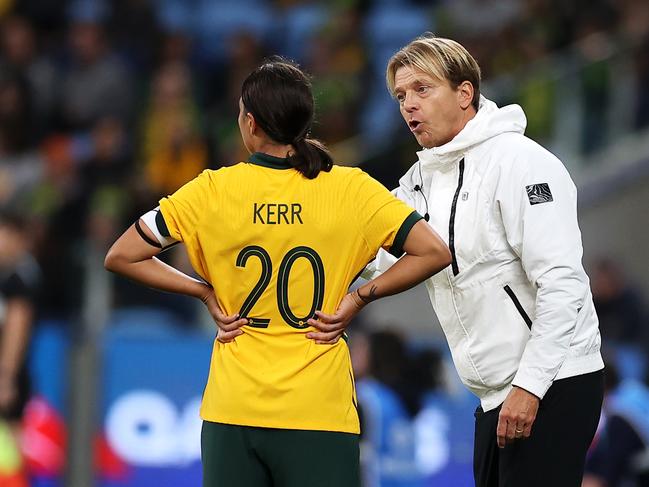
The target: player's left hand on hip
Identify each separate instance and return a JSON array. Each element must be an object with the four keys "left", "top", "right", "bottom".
[
  {"left": 201, "top": 290, "right": 247, "bottom": 343},
  {"left": 496, "top": 386, "right": 540, "bottom": 448},
  {"left": 305, "top": 293, "right": 364, "bottom": 344}
]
